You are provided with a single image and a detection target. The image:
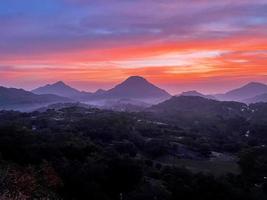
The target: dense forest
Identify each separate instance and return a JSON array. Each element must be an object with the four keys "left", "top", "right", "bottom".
[{"left": 0, "top": 98, "right": 267, "bottom": 199}]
